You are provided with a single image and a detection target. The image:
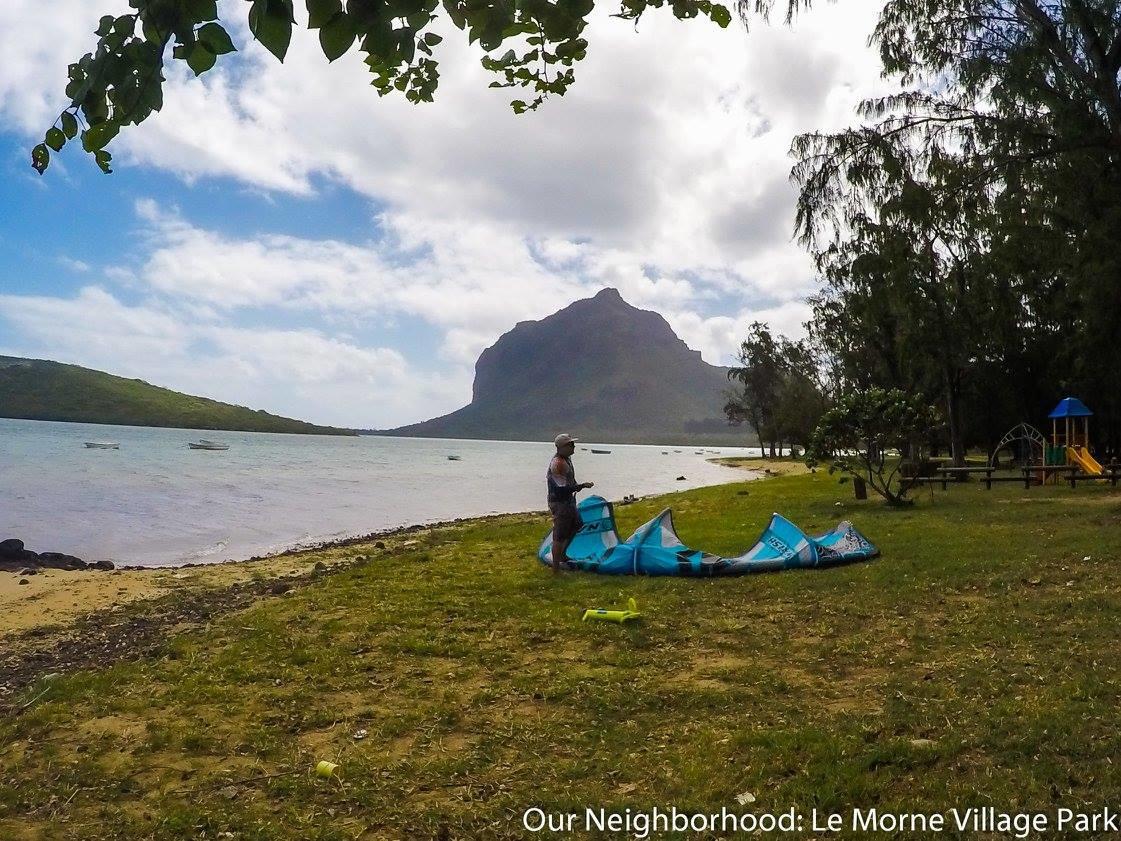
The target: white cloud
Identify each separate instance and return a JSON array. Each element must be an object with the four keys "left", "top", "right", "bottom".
[
  {"left": 666, "top": 299, "right": 813, "bottom": 364},
  {"left": 0, "top": 286, "right": 463, "bottom": 427},
  {"left": 0, "top": 0, "right": 894, "bottom": 420}
]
